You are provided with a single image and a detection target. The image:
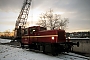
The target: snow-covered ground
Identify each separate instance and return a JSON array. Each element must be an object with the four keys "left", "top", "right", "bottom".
[
  {"left": 0, "top": 38, "right": 90, "bottom": 60},
  {"left": 0, "top": 45, "right": 62, "bottom": 60},
  {"left": 0, "top": 38, "right": 11, "bottom": 43}
]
